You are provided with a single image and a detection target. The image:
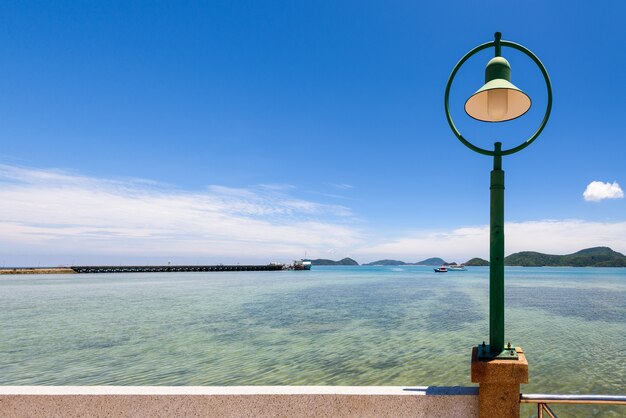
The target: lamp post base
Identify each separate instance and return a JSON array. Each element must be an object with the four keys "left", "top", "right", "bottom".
[
  {"left": 471, "top": 346, "right": 528, "bottom": 418},
  {"left": 476, "top": 343, "right": 518, "bottom": 360}
]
